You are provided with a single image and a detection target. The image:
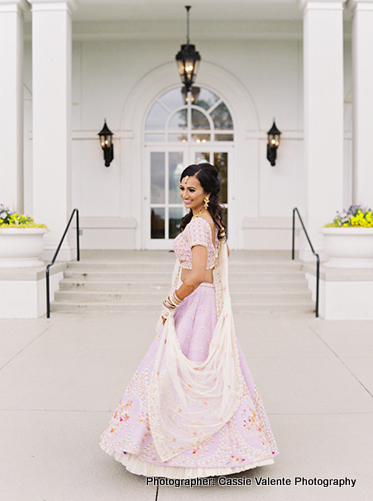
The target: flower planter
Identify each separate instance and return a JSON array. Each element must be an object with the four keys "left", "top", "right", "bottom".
[
  {"left": 0, "top": 228, "right": 48, "bottom": 268},
  {"left": 321, "top": 227, "right": 373, "bottom": 268}
]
